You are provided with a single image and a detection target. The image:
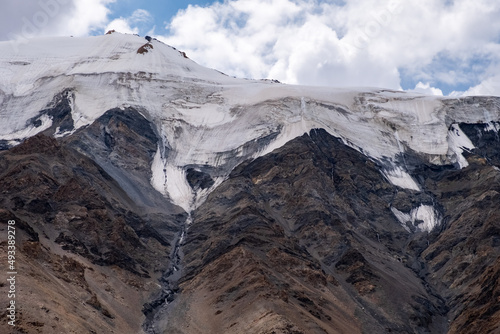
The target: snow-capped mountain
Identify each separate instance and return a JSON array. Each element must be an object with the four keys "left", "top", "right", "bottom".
[
  {"left": 1, "top": 33, "right": 500, "bottom": 334},
  {"left": 2, "top": 33, "right": 499, "bottom": 225}
]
